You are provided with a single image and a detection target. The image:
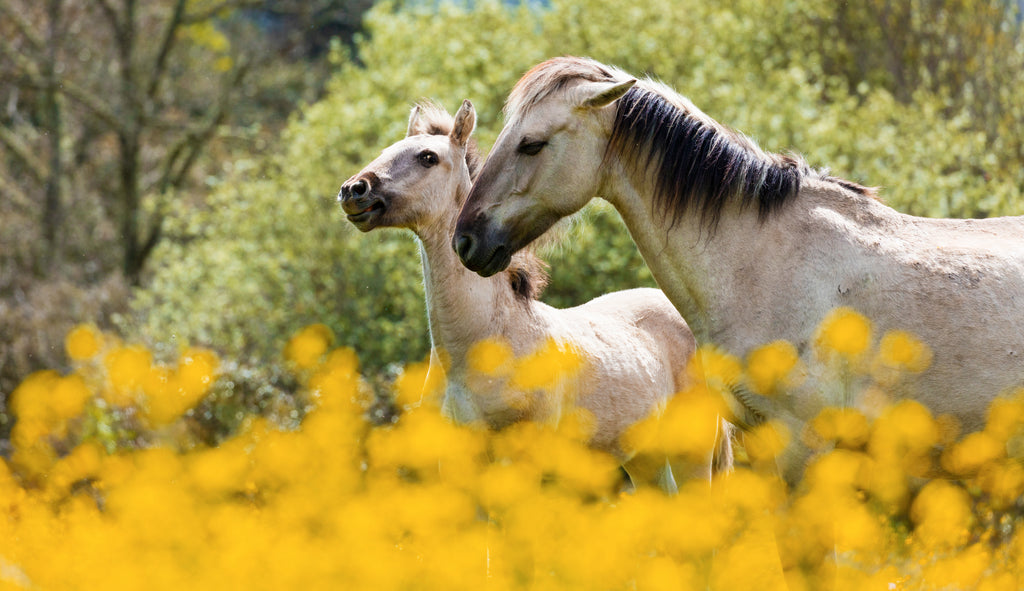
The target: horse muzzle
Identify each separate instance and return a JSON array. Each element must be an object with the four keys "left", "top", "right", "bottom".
[
  {"left": 452, "top": 216, "right": 512, "bottom": 277},
  {"left": 339, "top": 177, "right": 387, "bottom": 231}
]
